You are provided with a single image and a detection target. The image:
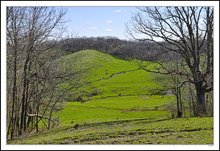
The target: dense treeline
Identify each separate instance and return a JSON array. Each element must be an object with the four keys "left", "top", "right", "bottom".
[
  {"left": 59, "top": 36, "right": 175, "bottom": 61},
  {"left": 59, "top": 36, "right": 208, "bottom": 63}
]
